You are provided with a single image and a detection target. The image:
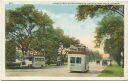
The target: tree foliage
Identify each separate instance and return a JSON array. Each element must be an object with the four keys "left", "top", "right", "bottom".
[
  {"left": 76, "top": 5, "right": 124, "bottom": 67},
  {"left": 6, "top": 40, "right": 16, "bottom": 62},
  {"left": 88, "top": 50, "right": 101, "bottom": 62},
  {"left": 95, "top": 16, "right": 124, "bottom": 65},
  {"left": 76, "top": 5, "right": 124, "bottom": 21},
  {"left": 6, "top": 4, "right": 53, "bottom": 56},
  {"left": 6, "top": 4, "right": 80, "bottom": 65}
]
